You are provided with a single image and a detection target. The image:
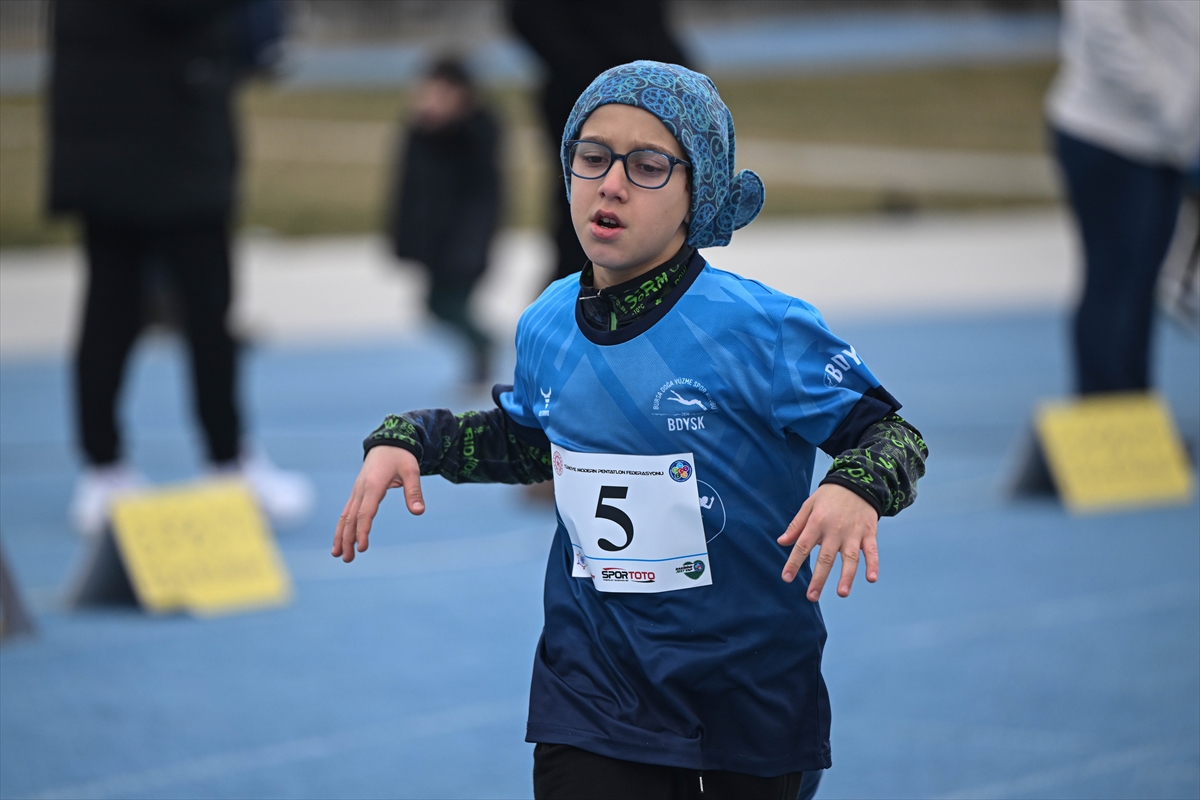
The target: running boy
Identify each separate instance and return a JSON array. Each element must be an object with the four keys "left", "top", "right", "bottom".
[{"left": 334, "top": 62, "right": 927, "bottom": 800}]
